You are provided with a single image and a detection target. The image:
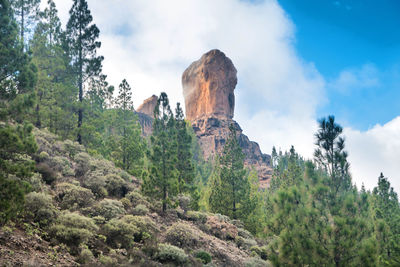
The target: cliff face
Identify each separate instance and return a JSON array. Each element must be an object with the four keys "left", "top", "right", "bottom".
[
  {"left": 183, "top": 50, "right": 272, "bottom": 188},
  {"left": 136, "top": 95, "right": 158, "bottom": 136},
  {"left": 182, "top": 49, "right": 236, "bottom": 121}
]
